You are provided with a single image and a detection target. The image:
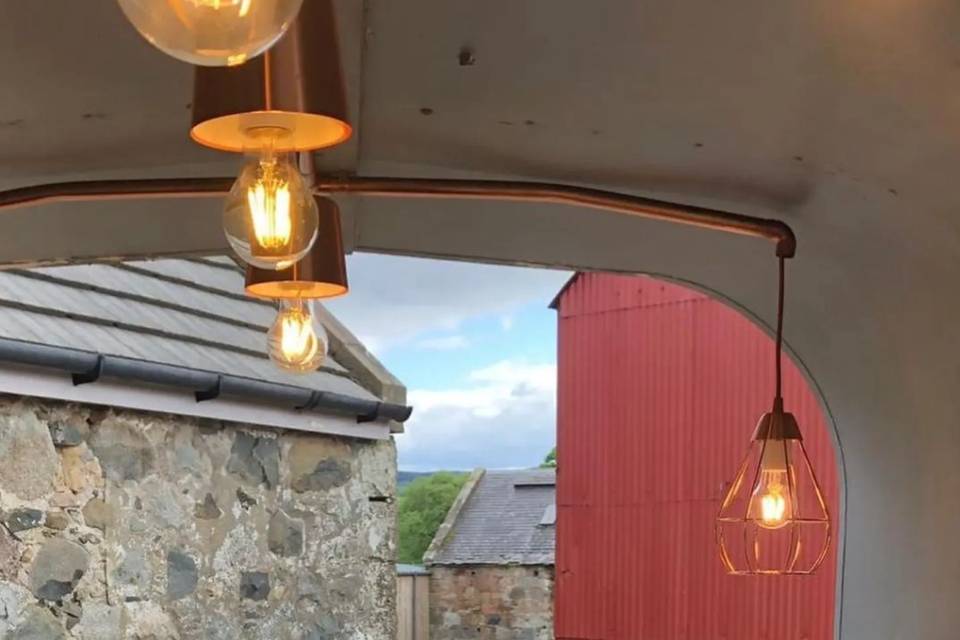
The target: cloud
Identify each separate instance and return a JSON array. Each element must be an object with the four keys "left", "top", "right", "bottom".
[
  {"left": 397, "top": 360, "right": 556, "bottom": 471},
  {"left": 324, "top": 254, "right": 570, "bottom": 355},
  {"left": 415, "top": 335, "right": 470, "bottom": 351},
  {"left": 321, "top": 254, "right": 568, "bottom": 471}
]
